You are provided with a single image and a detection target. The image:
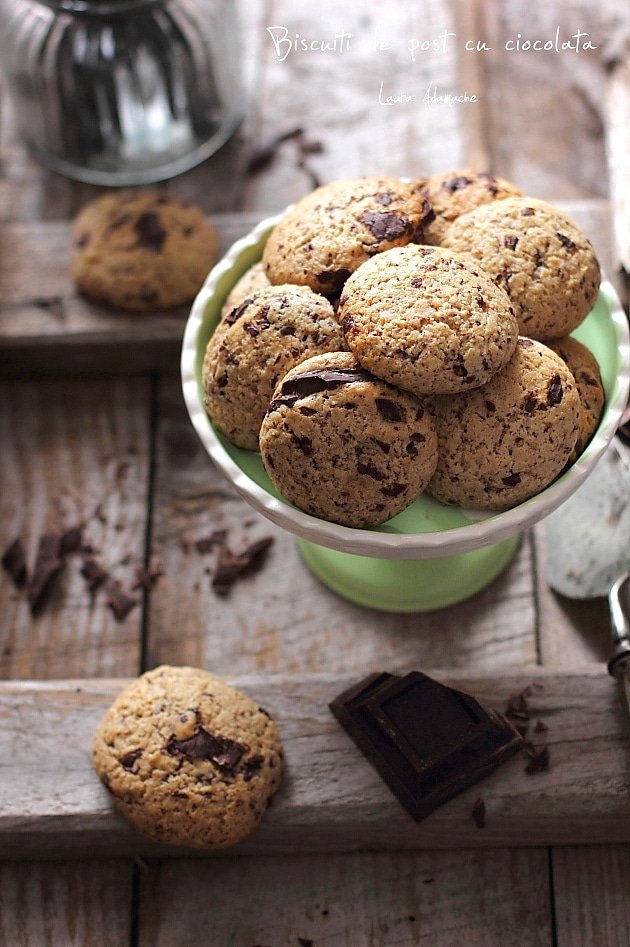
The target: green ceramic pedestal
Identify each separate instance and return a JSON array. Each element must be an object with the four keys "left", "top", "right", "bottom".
[{"left": 296, "top": 533, "right": 521, "bottom": 612}]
